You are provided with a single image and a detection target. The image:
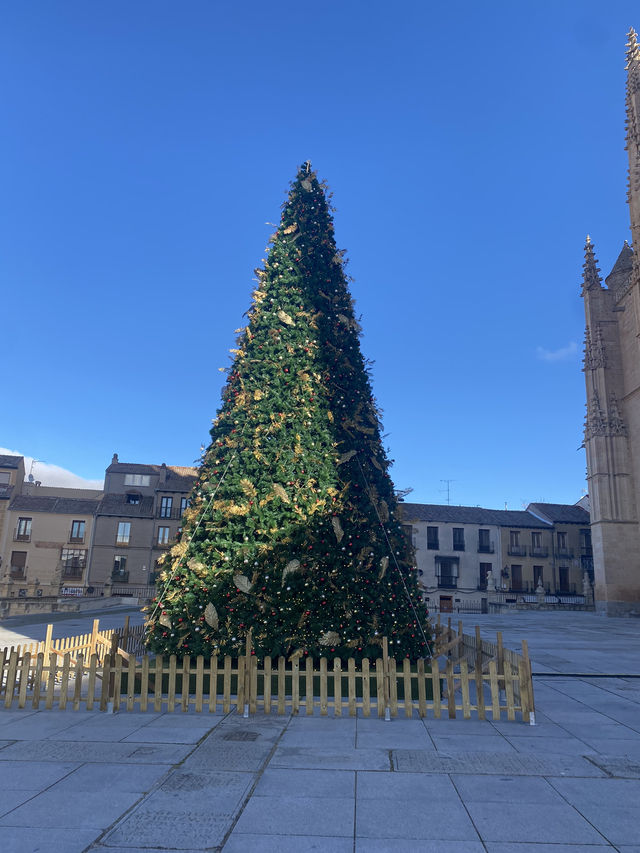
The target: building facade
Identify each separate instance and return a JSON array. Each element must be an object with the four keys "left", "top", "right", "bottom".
[
  {"left": 581, "top": 29, "right": 640, "bottom": 615},
  {"left": 400, "top": 502, "right": 590, "bottom": 612},
  {"left": 88, "top": 454, "right": 197, "bottom": 588}
]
